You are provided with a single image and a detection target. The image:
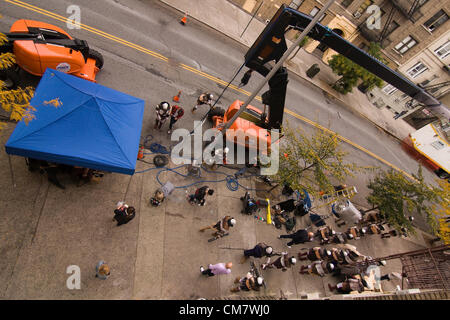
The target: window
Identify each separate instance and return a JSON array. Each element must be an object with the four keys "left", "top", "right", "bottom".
[
  {"left": 354, "top": 0, "right": 373, "bottom": 16},
  {"left": 434, "top": 41, "right": 450, "bottom": 60},
  {"left": 382, "top": 84, "right": 397, "bottom": 95},
  {"left": 431, "top": 140, "right": 445, "bottom": 150},
  {"left": 407, "top": 62, "right": 428, "bottom": 78},
  {"left": 310, "top": 7, "right": 326, "bottom": 22},
  {"left": 289, "top": 0, "right": 304, "bottom": 10},
  {"left": 394, "top": 36, "right": 417, "bottom": 54},
  {"left": 423, "top": 10, "right": 449, "bottom": 32},
  {"left": 341, "top": 0, "right": 353, "bottom": 8}
]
